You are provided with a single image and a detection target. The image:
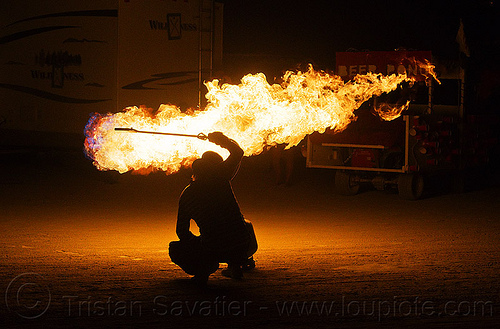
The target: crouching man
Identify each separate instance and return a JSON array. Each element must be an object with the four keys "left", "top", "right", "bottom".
[{"left": 169, "top": 132, "right": 258, "bottom": 286}]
